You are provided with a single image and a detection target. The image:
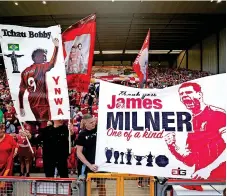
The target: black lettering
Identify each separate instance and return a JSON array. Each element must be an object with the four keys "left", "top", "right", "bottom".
[
  {"left": 145, "top": 112, "right": 160, "bottom": 131},
  {"left": 162, "top": 112, "right": 175, "bottom": 131},
  {"left": 132, "top": 112, "right": 143, "bottom": 131},
  {"left": 125, "top": 112, "right": 130, "bottom": 130},
  {"left": 1, "top": 29, "right": 8, "bottom": 36},
  {"left": 177, "top": 112, "right": 192, "bottom": 132},
  {"left": 106, "top": 112, "right": 123, "bottom": 130},
  {"left": 29, "top": 31, "right": 36, "bottom": 38}
]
